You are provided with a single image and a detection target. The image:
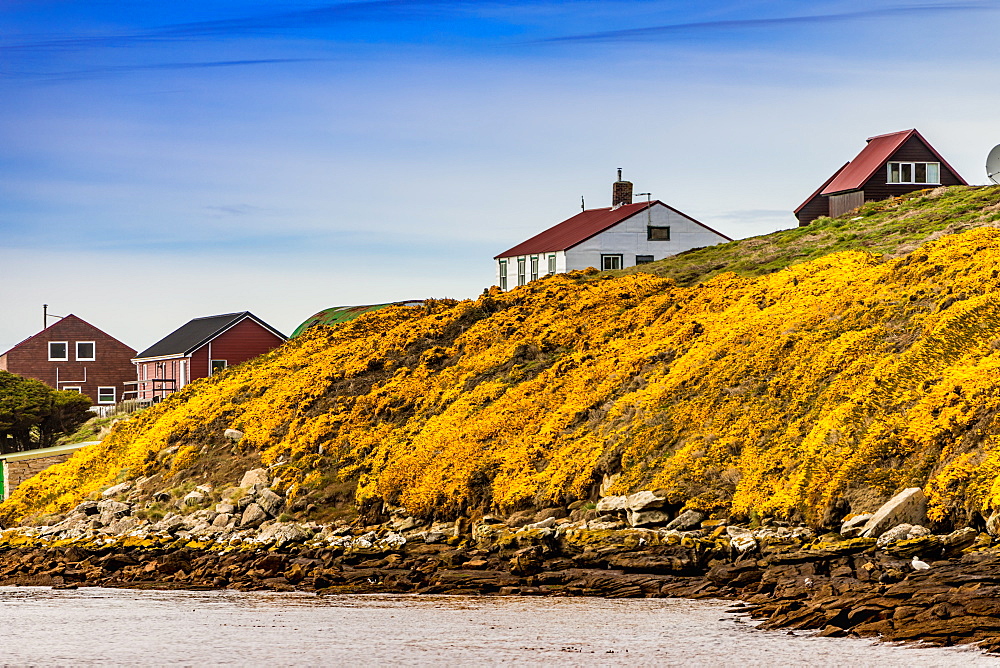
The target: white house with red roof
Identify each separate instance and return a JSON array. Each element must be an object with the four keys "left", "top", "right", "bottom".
[
  {"left": 493, "top": 172, "right": 732, "bottom": 290},
  {"left": 795, "top": 129, "right": 967, "bottom": 226}
]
